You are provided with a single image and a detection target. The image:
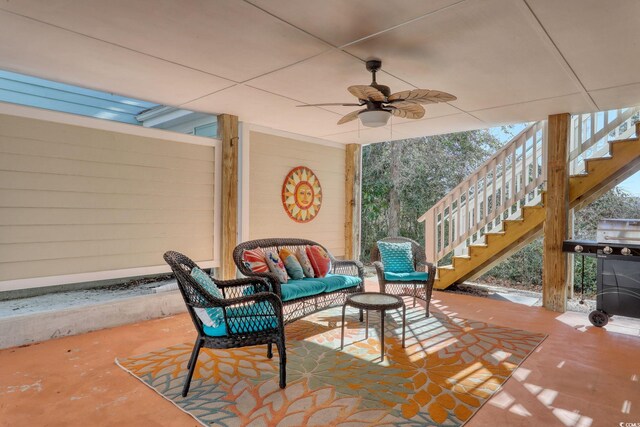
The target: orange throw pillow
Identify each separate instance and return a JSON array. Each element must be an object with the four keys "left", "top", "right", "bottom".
[{"left": 306, "top": 245, "right": 331, "bottom": 278}]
